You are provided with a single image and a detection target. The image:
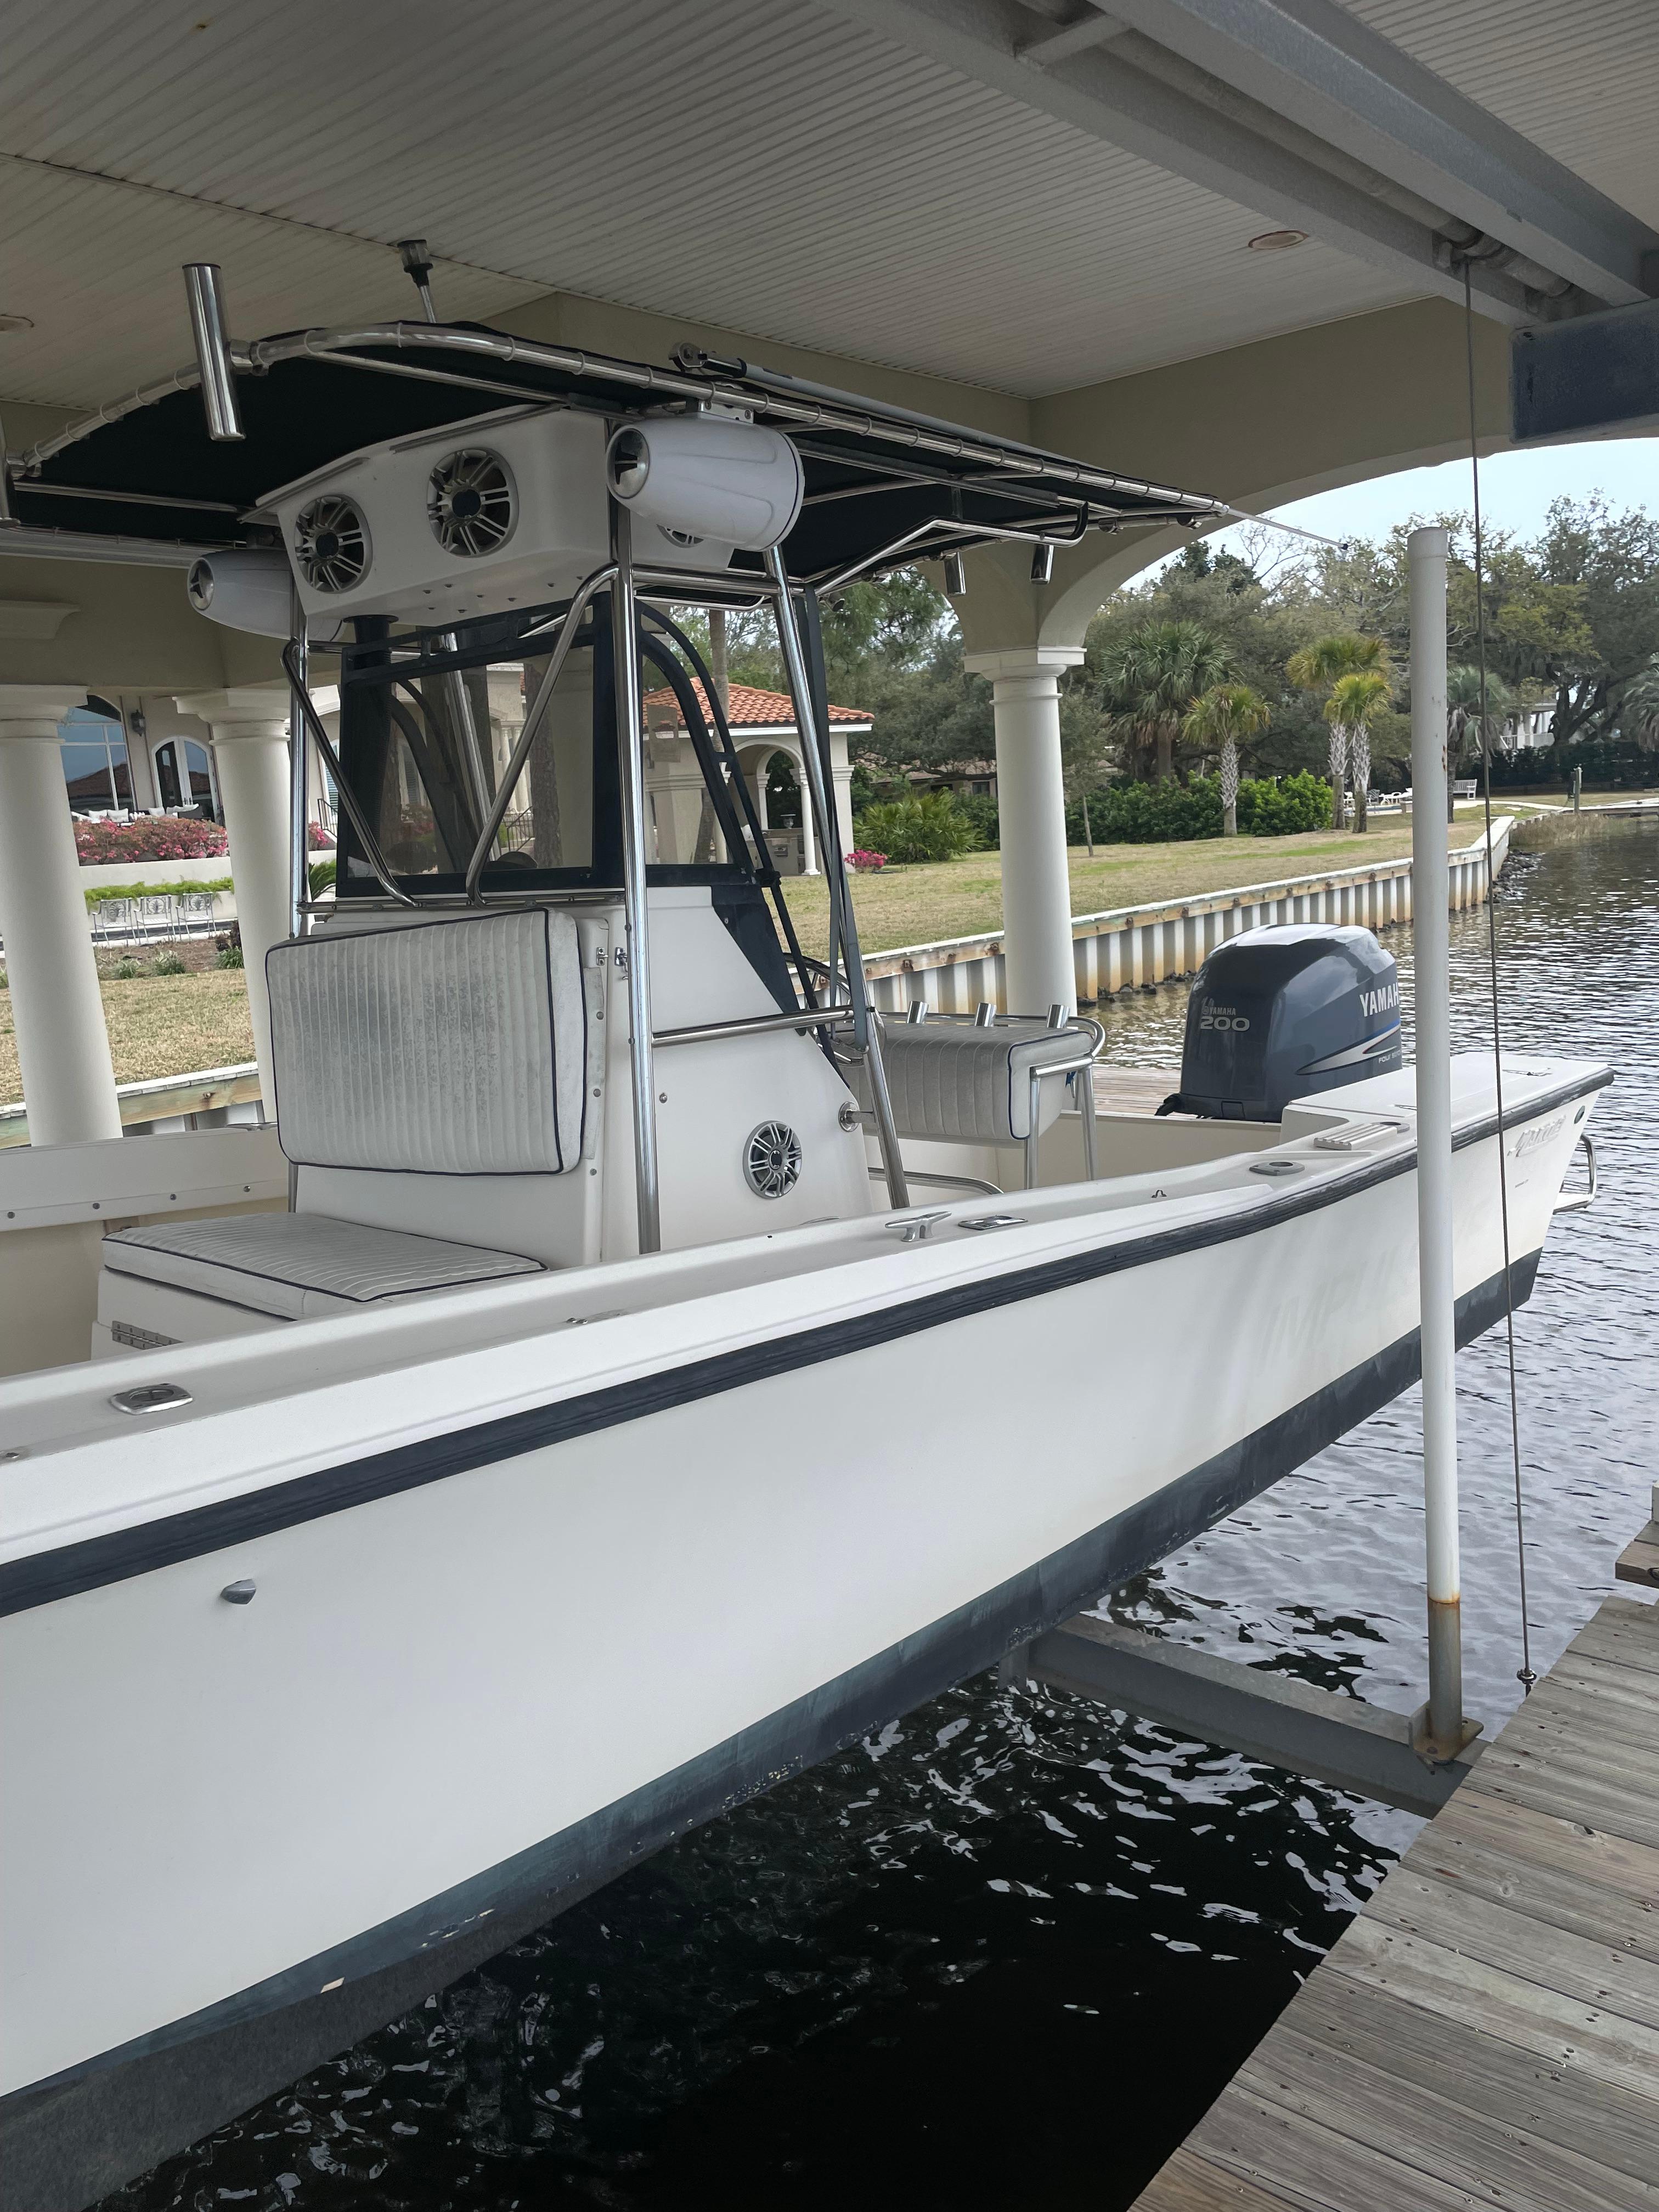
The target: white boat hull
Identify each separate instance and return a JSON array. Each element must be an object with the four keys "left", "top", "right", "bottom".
[{"left": 0, "top": 1055, "right": 1607, "bottom": 2209}]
